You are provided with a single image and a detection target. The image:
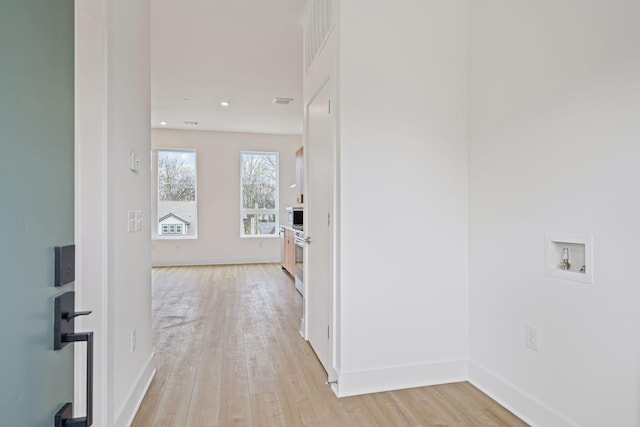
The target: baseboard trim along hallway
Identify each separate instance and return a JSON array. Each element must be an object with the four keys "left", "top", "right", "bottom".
[
  {"left": 469, "top": 360, "right": 577, "bottom": 427},
  {"left": 336, "top": 359, "right": 468, "bottom": 398},
  {"left": 116, "top": 353, "right": 156, "bottom": 427}
]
